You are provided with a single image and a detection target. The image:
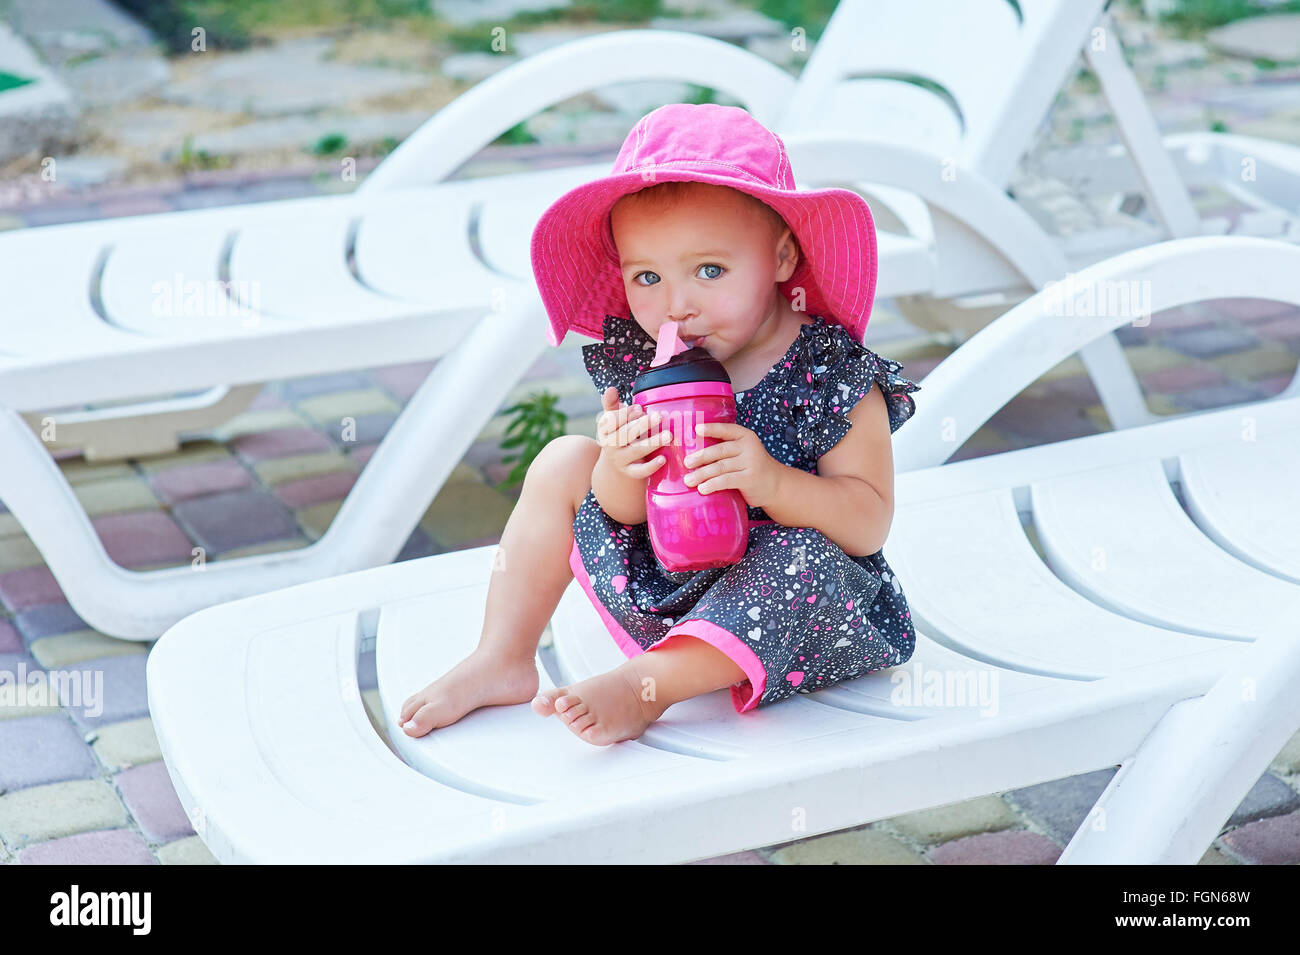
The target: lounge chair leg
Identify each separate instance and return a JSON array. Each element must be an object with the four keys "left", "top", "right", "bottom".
[
  {"left": 1058, "top": 624, "right": 1300, "bottom": 864},
  {"left": 0, "top": 289, "right": 551, "bottom": 639}
]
